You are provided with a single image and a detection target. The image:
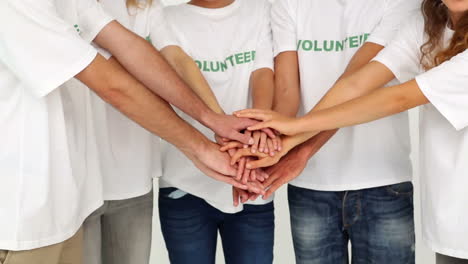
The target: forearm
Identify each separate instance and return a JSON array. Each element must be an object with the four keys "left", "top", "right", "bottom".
[
  {"left": 273, "top": 51, "right": 300, "bottom": 116},
  {"left": 311, "top": 44, "right": 390, "bottom": 113},
  {"left": 94, "top": 21, "right": 216, "bottom": 126},
  {"left": 161, "top": 46, "right": 225, "bottom": 114},
  {"left": 300, "top": 80, "right": 428, "bottom": 132},
  {"left": 77, "top": 55, "right": 209, "bottom": 154},
  {"left": 296, "top": 44, "right": 391, "bottom": 154},
  {"left": 295, "top": 130, "right": 338, "bottom": 159},
  {"left": 251, "top": 68, "right": 275, "bottom": 110}
]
